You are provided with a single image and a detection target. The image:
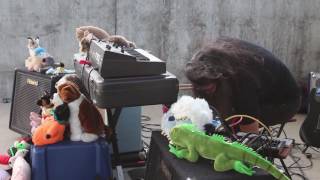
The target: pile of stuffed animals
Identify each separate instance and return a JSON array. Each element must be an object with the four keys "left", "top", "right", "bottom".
[
  {"left": 25, "top": 25, "right": 134, "bottom": 145},
  {"left": 1, "top": 25, "right": 130, "bottom": 180},
  {"left": 25, "top": 25, "right": 134, "bottom": 74},
  {"left": 161, "top": 96, "right": 290, "bottom": 180},
  {"left": 0, "top": 74, "right": 107, "bottom": 180},
  {"left": 31, "top": 74, "right": 106, "bottom": 145}
]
